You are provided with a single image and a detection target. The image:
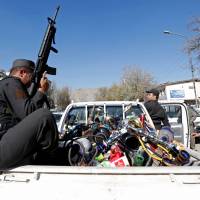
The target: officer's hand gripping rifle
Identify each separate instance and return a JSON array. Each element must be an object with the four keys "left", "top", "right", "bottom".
[{"left": 29, "top": 6, "right": 60, "bottom": 97}]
